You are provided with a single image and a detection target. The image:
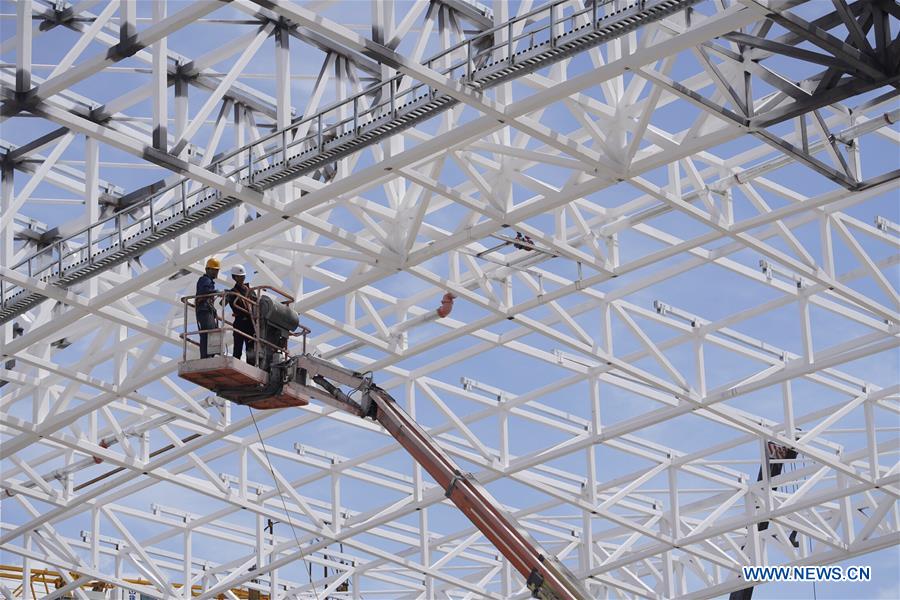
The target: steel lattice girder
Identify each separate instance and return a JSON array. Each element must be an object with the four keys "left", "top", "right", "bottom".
[{"left": 1, "top": 1, "right": 899, "bottom": 599}]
